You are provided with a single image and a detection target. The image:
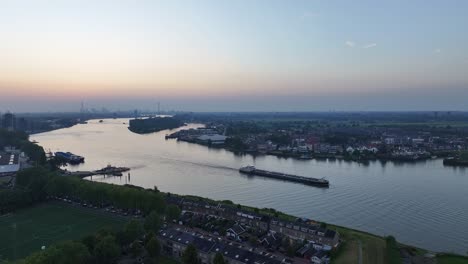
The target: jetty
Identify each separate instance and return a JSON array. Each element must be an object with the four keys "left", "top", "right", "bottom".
[
  {"left": 239, "top": 166, "right": 329, "bottom": 187},
  {"left": 62, "top": 165, "right": 130, "bottom": 178}
]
